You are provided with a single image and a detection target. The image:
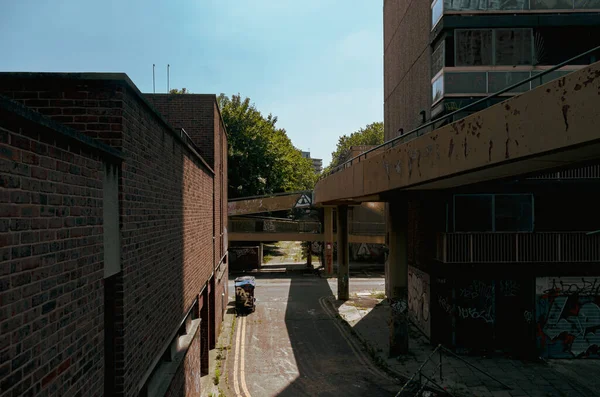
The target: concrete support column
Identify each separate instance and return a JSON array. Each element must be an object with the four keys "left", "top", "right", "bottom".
[
  {"left": 306, "top": 243, "right": 312, "bottom": 268},
  {"left": 337, "top": 205, "right": 350, "bottom": 301},
  {"left": 323, "top": 207, "right": 334, "bottom": 275},
  {"left": 258, "top": 243, "right": 264, "bottom": 268},
  {"left": 386, "top": 200, "right": 409, "bottom": 356}
]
